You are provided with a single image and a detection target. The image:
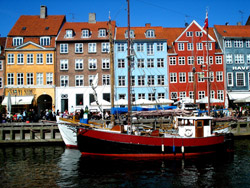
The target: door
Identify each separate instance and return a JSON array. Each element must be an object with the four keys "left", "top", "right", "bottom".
[
  {"left": 61, "top": 99, "right": 68, "bottom": 113},
  {"left": 195, "top": 120, "right": 204, "bottom": 137}
]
